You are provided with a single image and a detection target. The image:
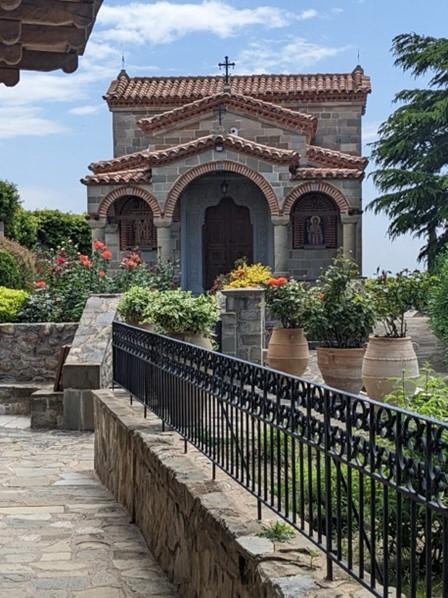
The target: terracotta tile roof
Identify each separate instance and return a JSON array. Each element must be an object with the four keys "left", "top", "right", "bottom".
[
  {"left": 105, "top": 67, "right": 371, "bottom": 109},
  {"left": 137, "top": 92, "right": 317, "bottom": 140},
  {"left": 292, "top": 167, "right": 364, "bottom": 180},
  {"left": 306, "top": 145, "right": 368, "bottom": 170},
  {"left": 81, "top": 167, "right": 151, "bottom": 185},
  {"left": 87, "top": 134, "right": 300, "bottom": 175}
]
